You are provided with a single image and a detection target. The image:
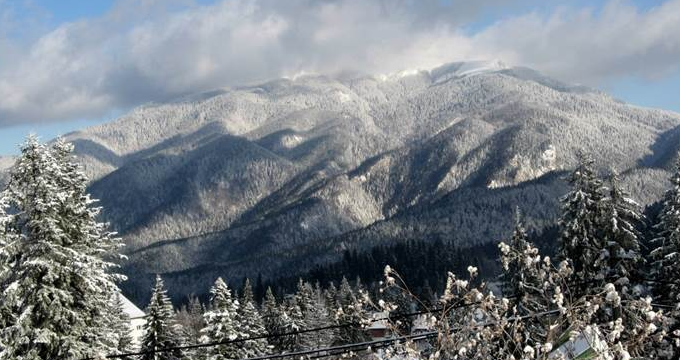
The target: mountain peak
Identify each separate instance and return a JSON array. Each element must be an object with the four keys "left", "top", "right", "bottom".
[
  {"left": 374, "top": 59, "right": 509, "bottom": 83},
  {"left": 429, "top": 59, "right": 508, "bottom": 83}
]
